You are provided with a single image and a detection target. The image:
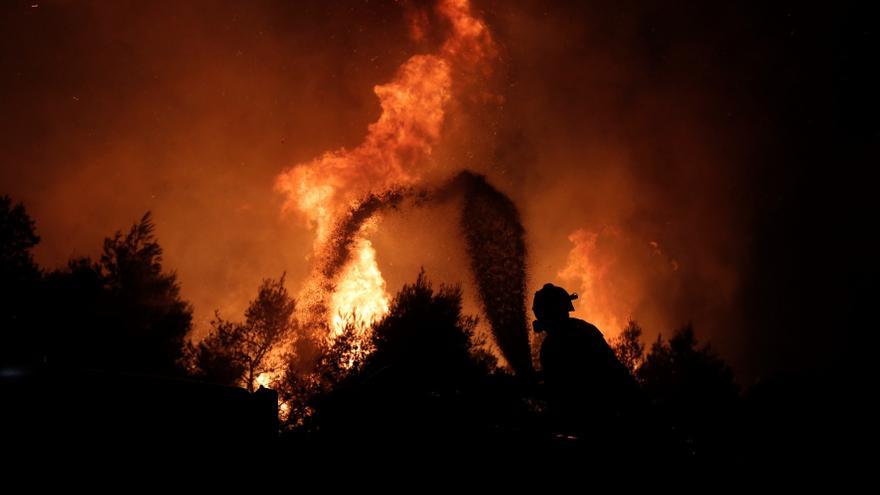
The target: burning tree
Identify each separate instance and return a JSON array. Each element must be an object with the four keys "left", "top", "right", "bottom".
[
  {"left": 278, "top": 323, "right": 364, "bottom": 426},
  {"left": 276, "top": 271, "right": 500, "bottom": 430},
  {"left": 185, "top": 275, "right": 296, "bottom": 392},
  {"left": 611, "top": 320, "right": 646, "bottom": 375},
  {"left": 274, "top": 0, "right": 498, "bottom": 346}
]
